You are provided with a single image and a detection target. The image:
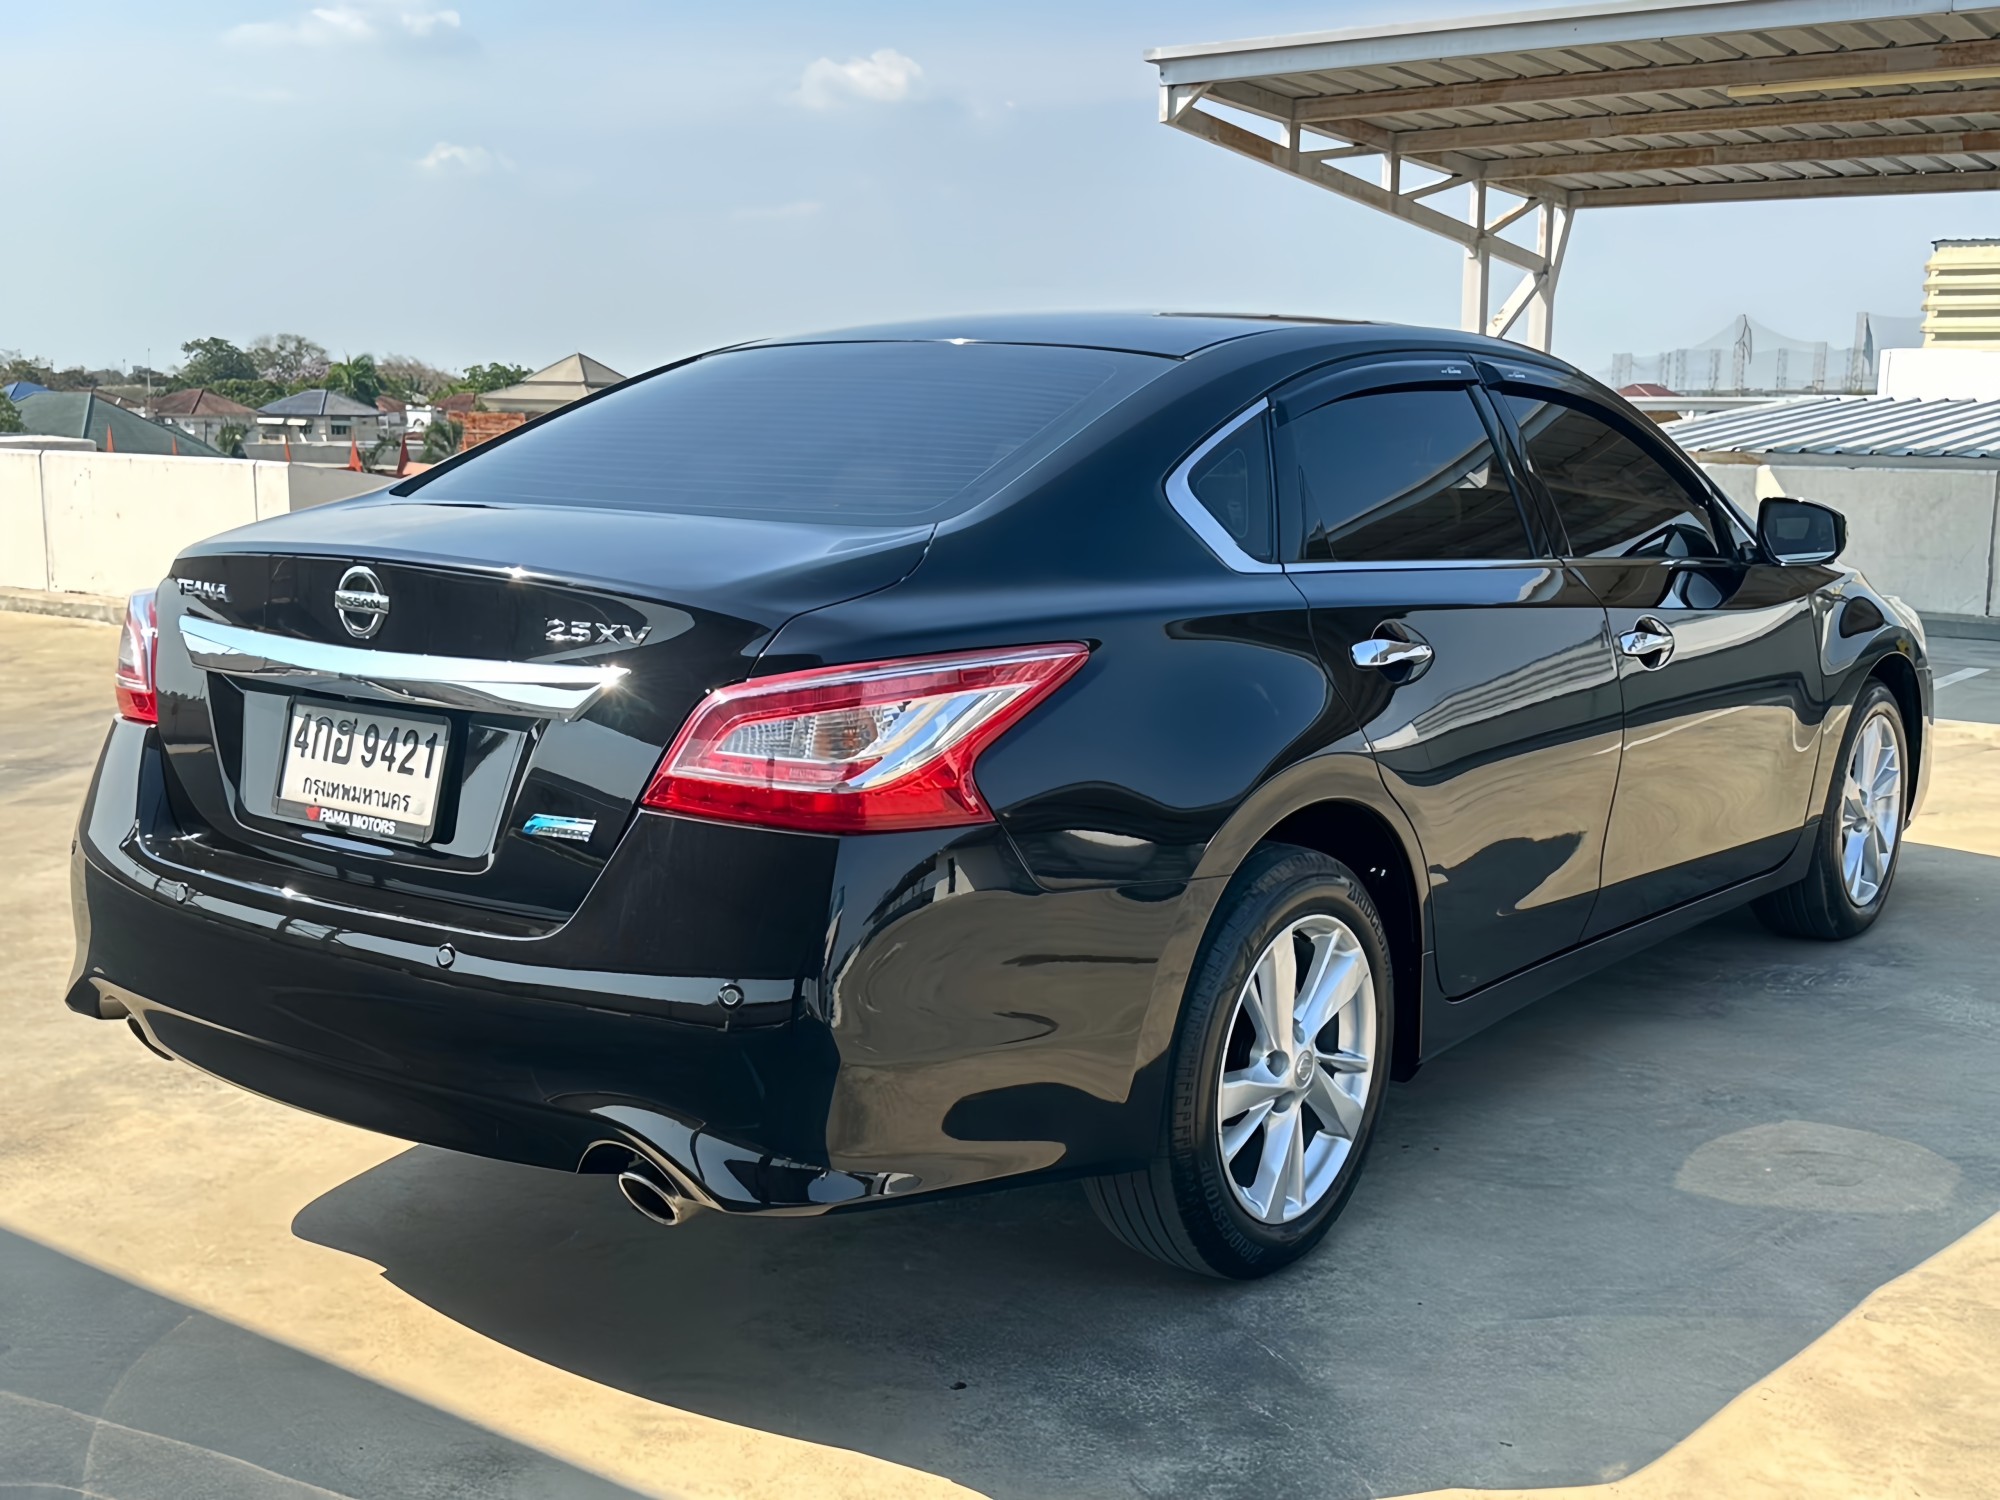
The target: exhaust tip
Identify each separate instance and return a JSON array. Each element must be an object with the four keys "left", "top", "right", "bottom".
[{"left": 616, "top": 1168, "right": 685, "bottom": 1226}]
